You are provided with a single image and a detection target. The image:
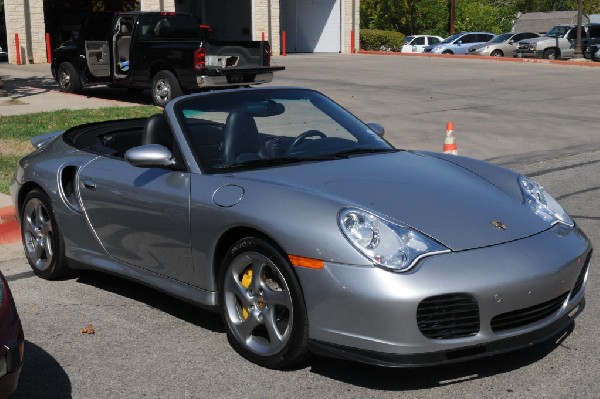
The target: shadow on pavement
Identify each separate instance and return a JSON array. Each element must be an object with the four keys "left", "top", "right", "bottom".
[
  {"left": 74, "top": 270, "right": 225, "bottom": 333},
  {"left": 13, "top": 341, "right": 72, "bottom": 398},
  {"left": 308, "top": 322, "right": 575, "bottom": 390},
  {"left": 1, "top": 76, "right": 152, "bottom": 105}
]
